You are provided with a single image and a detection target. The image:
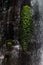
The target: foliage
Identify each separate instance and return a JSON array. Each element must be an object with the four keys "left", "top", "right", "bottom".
[
  {"left": 6, "top": 41, "right": 12, "bottom": 47},
  {"left": 20, "top": 5, "right": 33, "bottom": 51}
]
